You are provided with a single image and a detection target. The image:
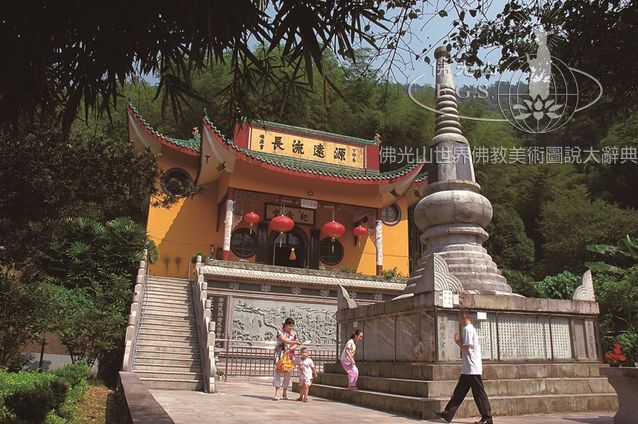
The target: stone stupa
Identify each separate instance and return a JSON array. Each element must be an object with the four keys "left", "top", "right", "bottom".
[{"left": 405, "top": 46, "right": 513, "bottom": 295}]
